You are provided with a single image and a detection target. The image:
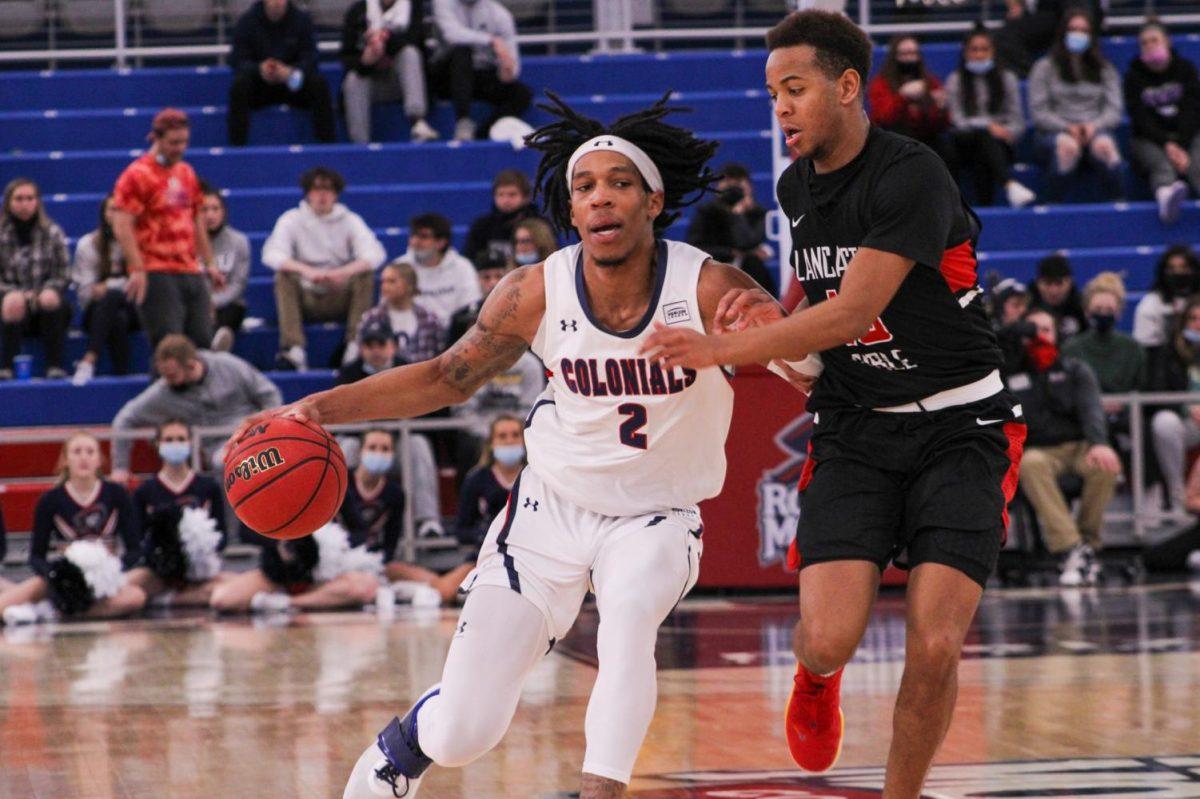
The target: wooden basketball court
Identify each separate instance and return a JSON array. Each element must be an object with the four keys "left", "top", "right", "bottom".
[{"left": 2, "top": 582, "right": 1199, "bottom": 798}]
